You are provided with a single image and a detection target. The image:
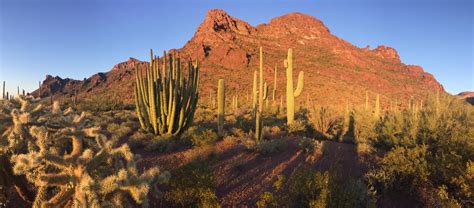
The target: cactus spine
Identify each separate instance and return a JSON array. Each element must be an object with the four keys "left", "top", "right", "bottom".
[
  {"left": 217, "top": 79, "right": 225, "bottom": 136},
  {"left": 284, "top": 48, "right": 304, "bottom": 125},
  {"left": 134, "top": 49, "right": 199, "bottom": 136},
  {"left": 255, "top": 47, "right": 269, "bottom": 142}
]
